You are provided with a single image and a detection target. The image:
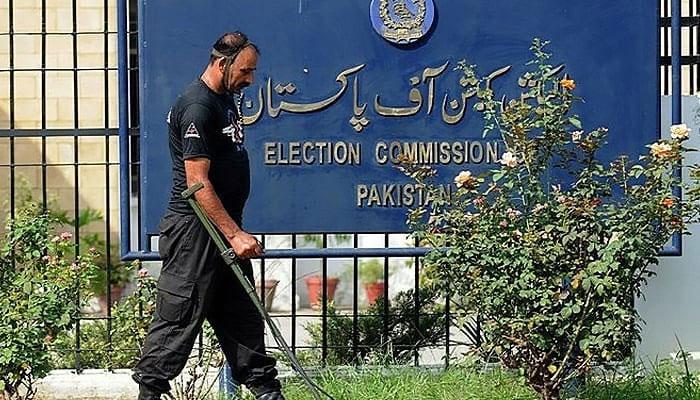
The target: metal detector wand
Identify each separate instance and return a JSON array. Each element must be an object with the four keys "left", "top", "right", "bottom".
[{"left": 182, "top": 182, "right": 334, "bottom": 400}]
